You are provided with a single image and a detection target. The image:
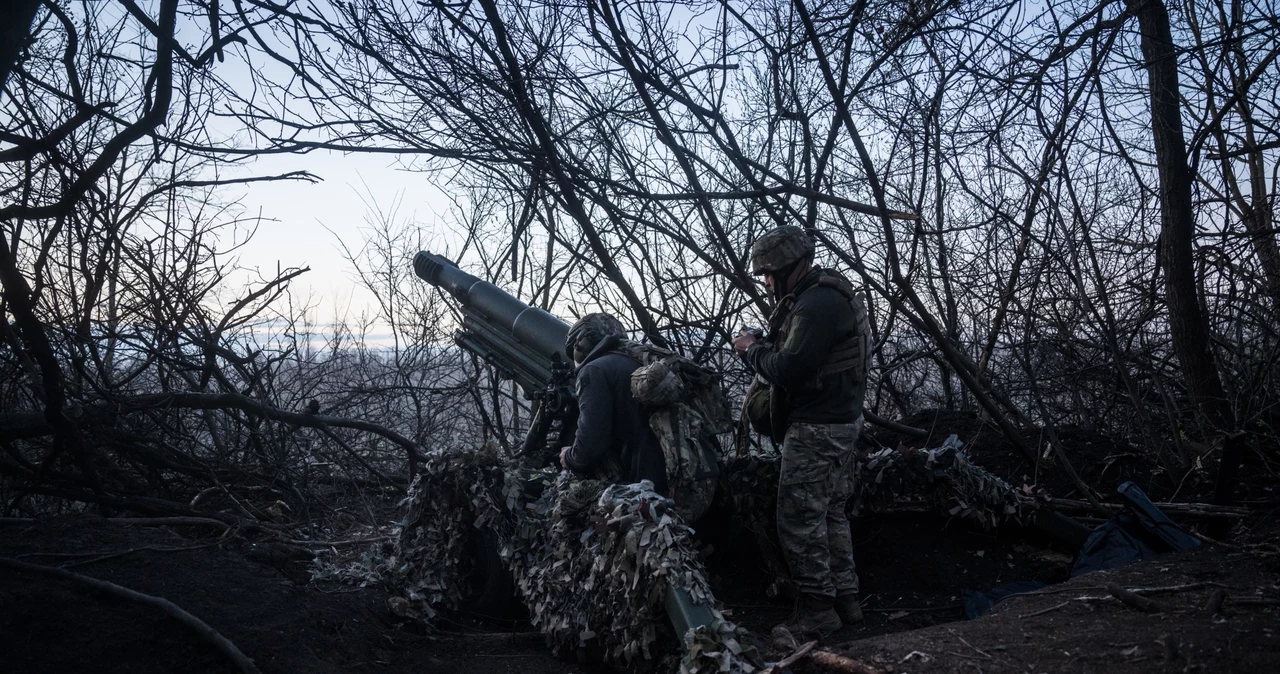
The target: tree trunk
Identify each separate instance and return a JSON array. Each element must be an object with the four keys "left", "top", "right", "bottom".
[
  {"left": 1128, "top": 0, "right": 1233, "bottom": 431},
  {"left": 0, "top": 0, "right": 41, "bottom": 95}
]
